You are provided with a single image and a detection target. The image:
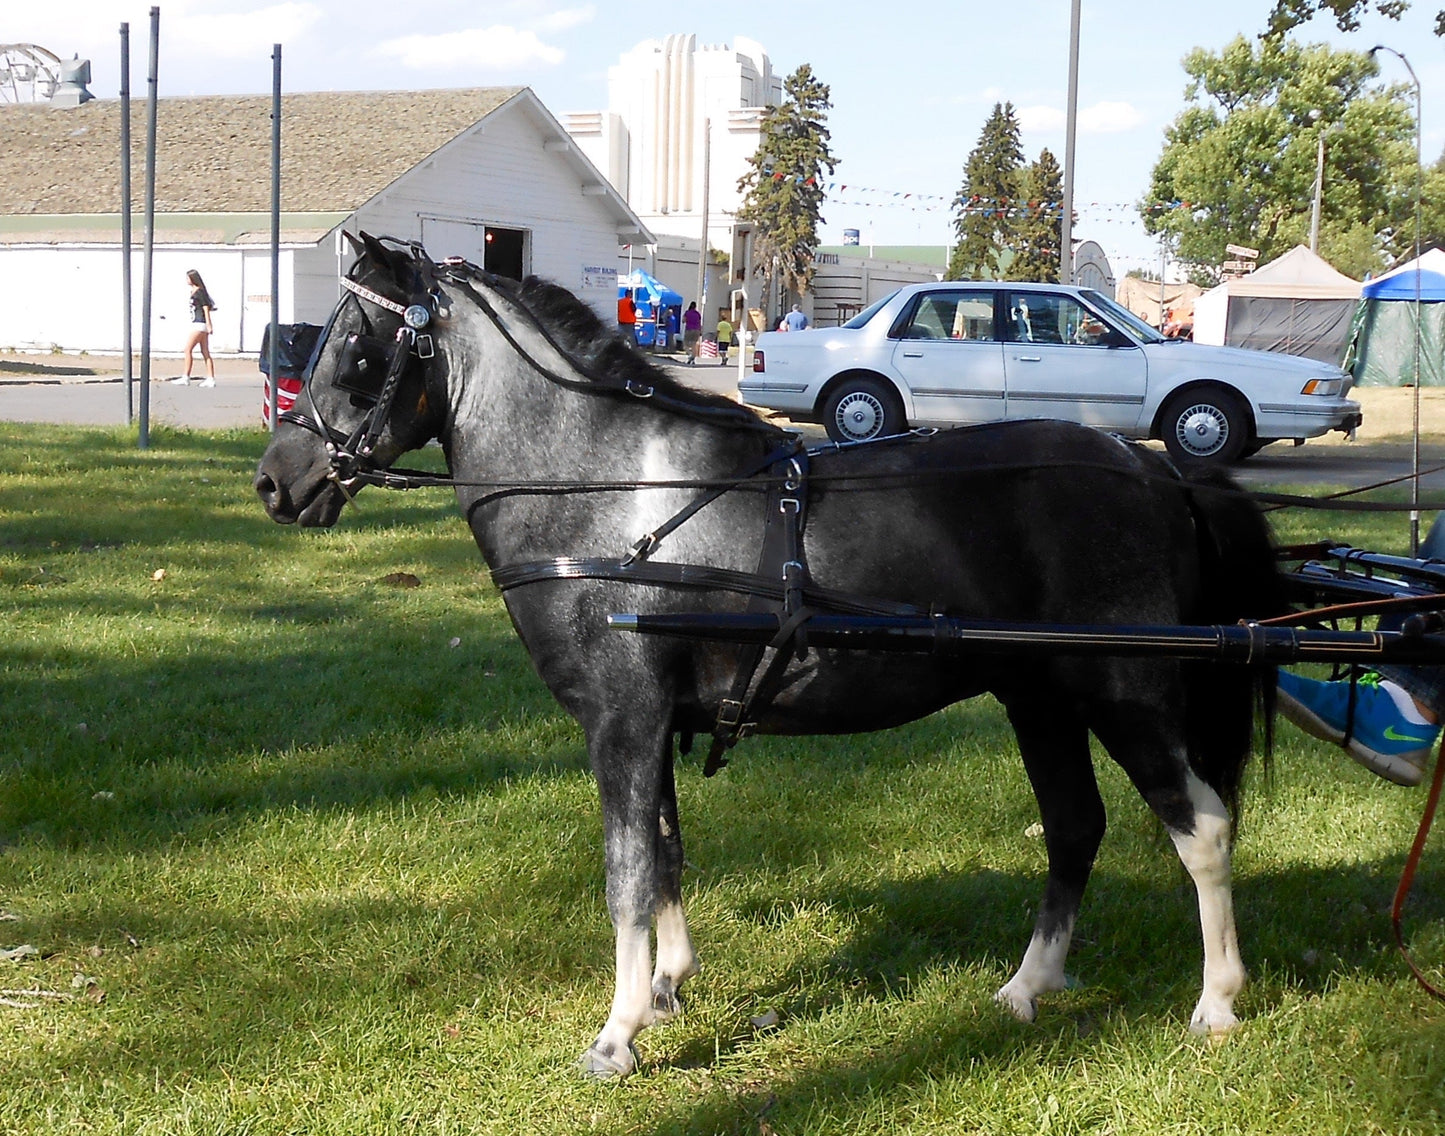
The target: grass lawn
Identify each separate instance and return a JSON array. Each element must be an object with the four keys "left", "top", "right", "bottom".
[{"left": 2, "top": 424, "right": 1444, "bottom": 1134}]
